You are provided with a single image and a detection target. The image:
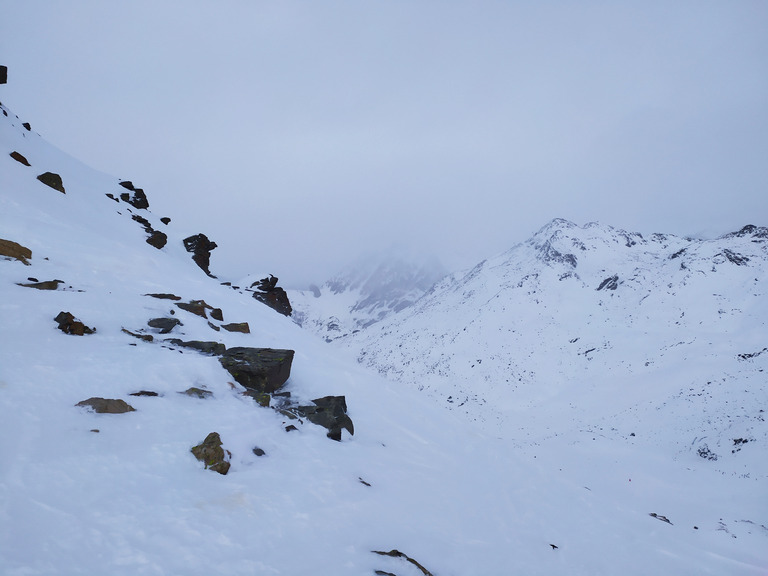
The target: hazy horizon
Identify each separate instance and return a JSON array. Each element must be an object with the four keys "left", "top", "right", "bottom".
[{"left": 2, "top": 1, "right": 766, "bottom": 287}]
